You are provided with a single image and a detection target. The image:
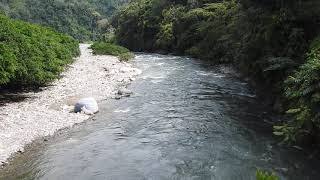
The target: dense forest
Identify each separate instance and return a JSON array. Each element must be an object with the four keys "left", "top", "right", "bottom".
[
  {"left": 0, "top": 0, "right": 129, "bottom": 40},
  {"left": 112, "top": 0, "right": 320, "bottom": 145}
]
